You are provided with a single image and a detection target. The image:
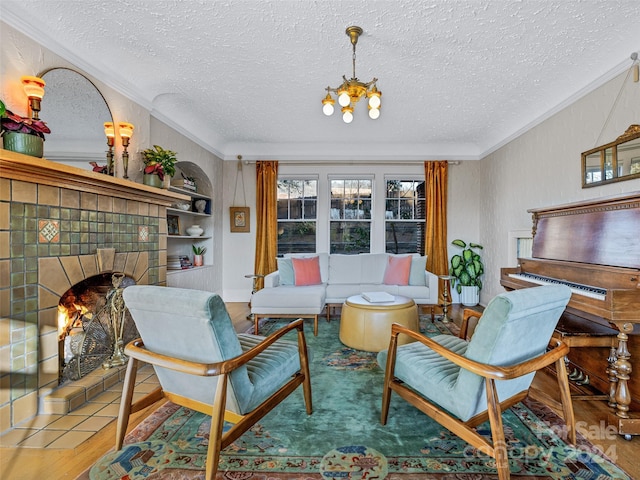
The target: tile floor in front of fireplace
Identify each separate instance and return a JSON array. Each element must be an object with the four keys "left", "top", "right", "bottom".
[{"left": 0, "top": 365, "right": 158, "bottom": 449}]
